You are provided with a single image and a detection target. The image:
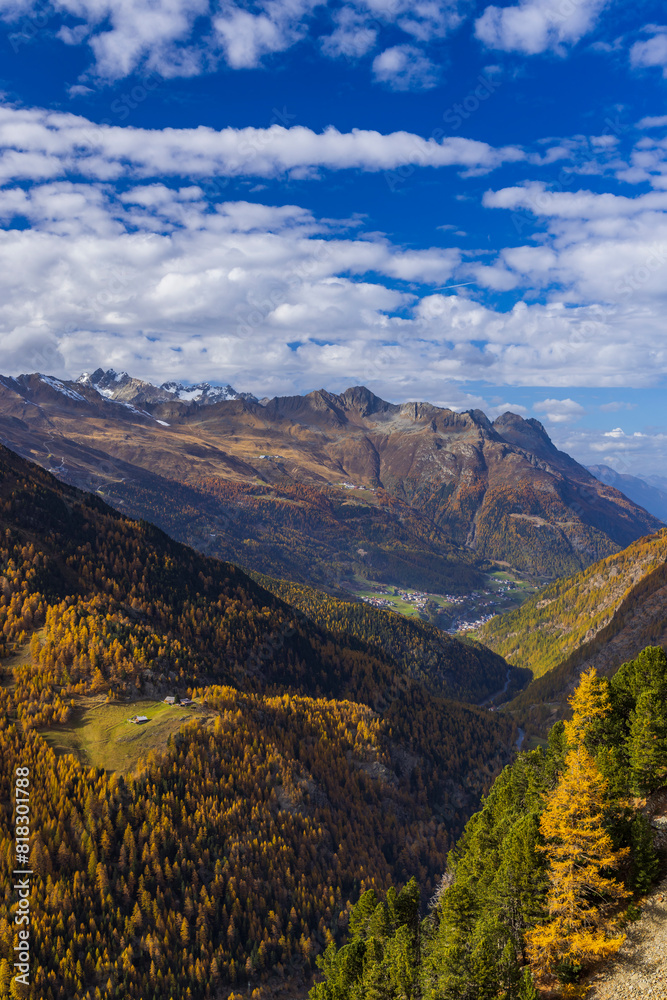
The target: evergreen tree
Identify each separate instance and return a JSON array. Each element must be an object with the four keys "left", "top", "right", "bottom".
[
  {"left": 517, "top": 967, "right": 537, "bottom": 1000},
  {"left": 628, "top": 689, "right": 667, "bottom": 794},
  {"left": 629, "top": 814, "right": 659, "bottom": 894}
]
